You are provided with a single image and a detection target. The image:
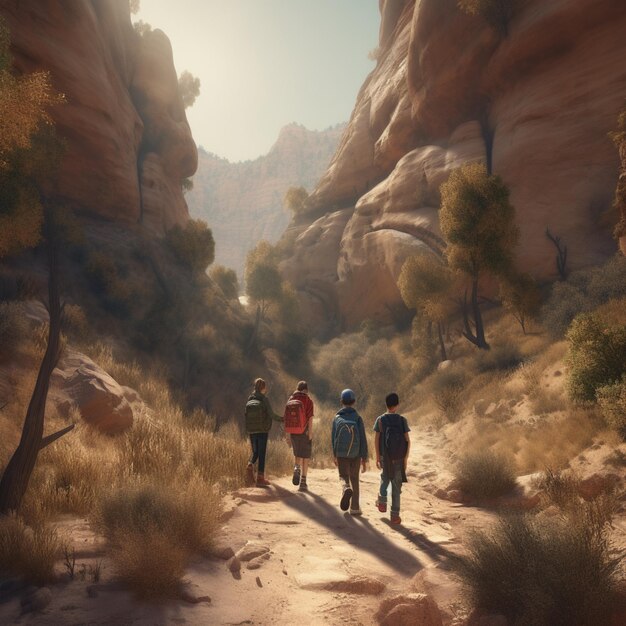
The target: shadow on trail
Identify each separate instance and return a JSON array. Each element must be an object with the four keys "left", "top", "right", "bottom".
[
  {"left": 382, "top": 519, "right": 456, "bottom": 568},
  {"left": 272, "top": 485, "right": 424, "bottom": 576}
]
